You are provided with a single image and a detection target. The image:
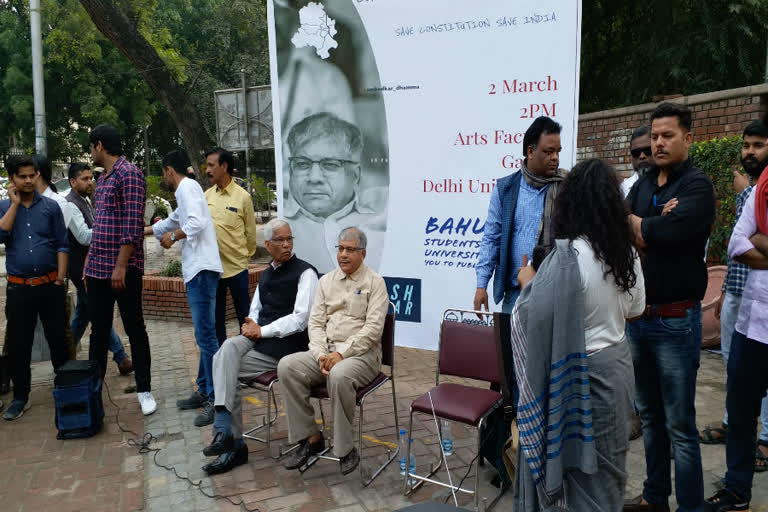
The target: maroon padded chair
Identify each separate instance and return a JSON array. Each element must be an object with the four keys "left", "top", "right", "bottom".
[
  {"left": 240, "top": 369, "right": 283, "bottom": 459},
  {"left": 404, "top": 309, "right": 505, "bottom": 511},
  {"left": 299, "top": 304, "right": 399, "bottom": 486}
]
